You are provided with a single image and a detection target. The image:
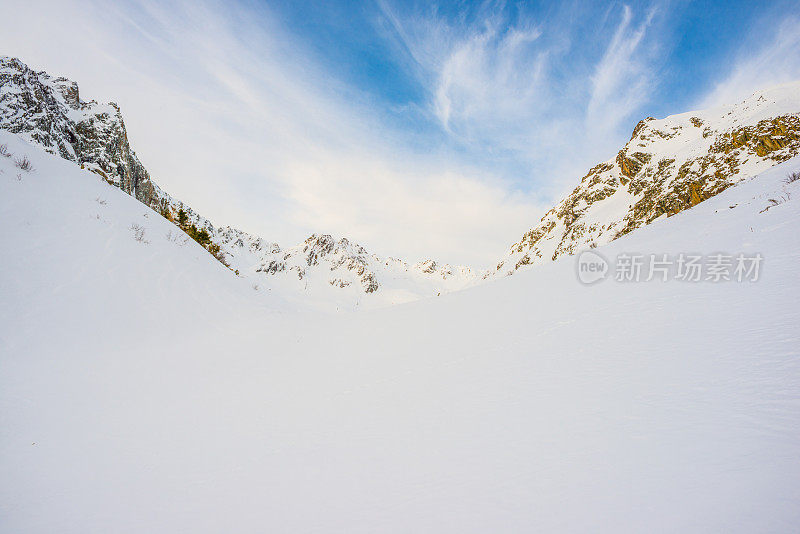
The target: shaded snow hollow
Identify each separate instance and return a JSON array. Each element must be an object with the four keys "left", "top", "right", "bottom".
[{"left": 1, "top": 131, "right": 800, "bottom": 532}]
